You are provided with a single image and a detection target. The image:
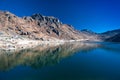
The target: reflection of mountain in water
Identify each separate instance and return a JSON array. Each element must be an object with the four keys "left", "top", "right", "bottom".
[{"left": 0, "top": 42, "right": 101, "bottom": 71}]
